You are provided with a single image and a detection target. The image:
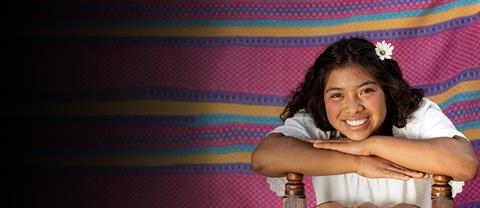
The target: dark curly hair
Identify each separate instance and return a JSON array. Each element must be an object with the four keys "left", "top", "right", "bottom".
[{"left": 281, "top": 38, "right": 423, "bottom": 135}]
